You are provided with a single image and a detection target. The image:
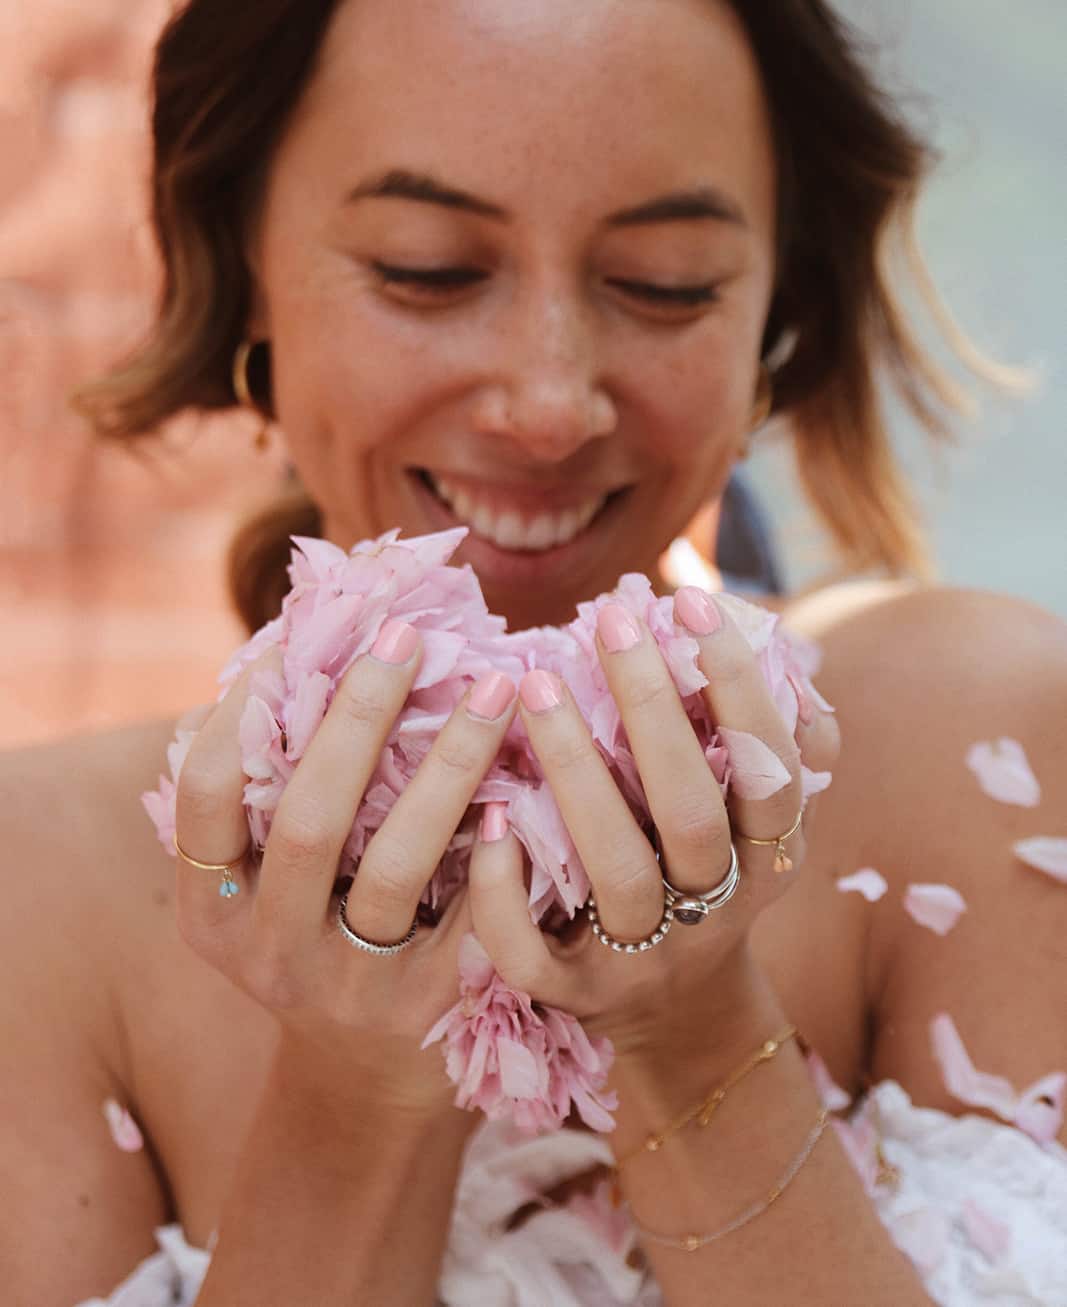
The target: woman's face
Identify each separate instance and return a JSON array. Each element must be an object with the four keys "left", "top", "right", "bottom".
[{"left": 250, "top": 0, "right": 777, "bottom": 629}]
